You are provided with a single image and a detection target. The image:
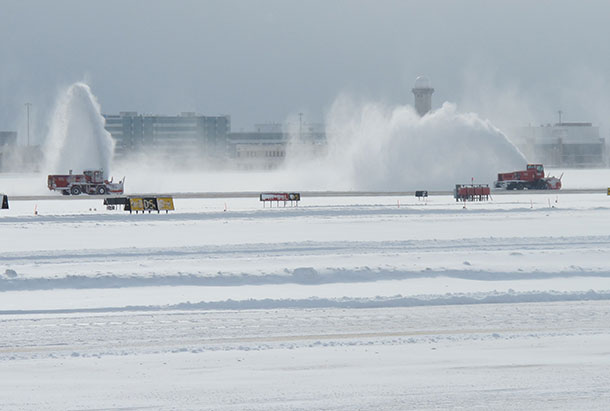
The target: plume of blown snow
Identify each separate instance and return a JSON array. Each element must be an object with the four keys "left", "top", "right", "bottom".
[
  {"left": 284, "top": 96, "right": 526, "bottom": 191},
  {"left": 44, "top": 82, "right": 115, "bottom": 178}
]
